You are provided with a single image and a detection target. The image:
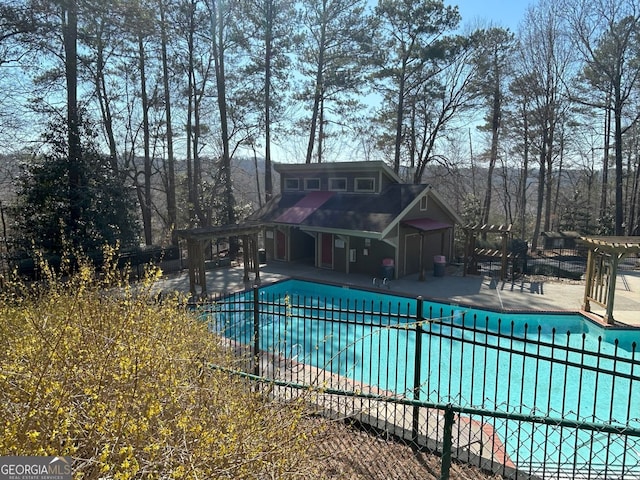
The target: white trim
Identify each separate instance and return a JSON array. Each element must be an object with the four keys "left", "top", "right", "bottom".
[
  {"left": 355, "top": 176, "right": 376, "bottom": 193},
  {"left": 329, "top": 177, "right": 347, "bottom": 191},
  {"left": 273, "top": 160, "right": 402, "bottom": 184},
  {"left": 304, "top": 178, "right": 320, "bottom": 190},
  {"left": 380, "top": 185, "right": 462, "bottom": 239},
  {"left": 298, "top": 225, "right": 381, "bottom": 238},
  {"left": 380, "top": 185, "right": 430, "bottom": 238},
  {"left": 284, "top": 177, "right": 300, "bottom": 191}
]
